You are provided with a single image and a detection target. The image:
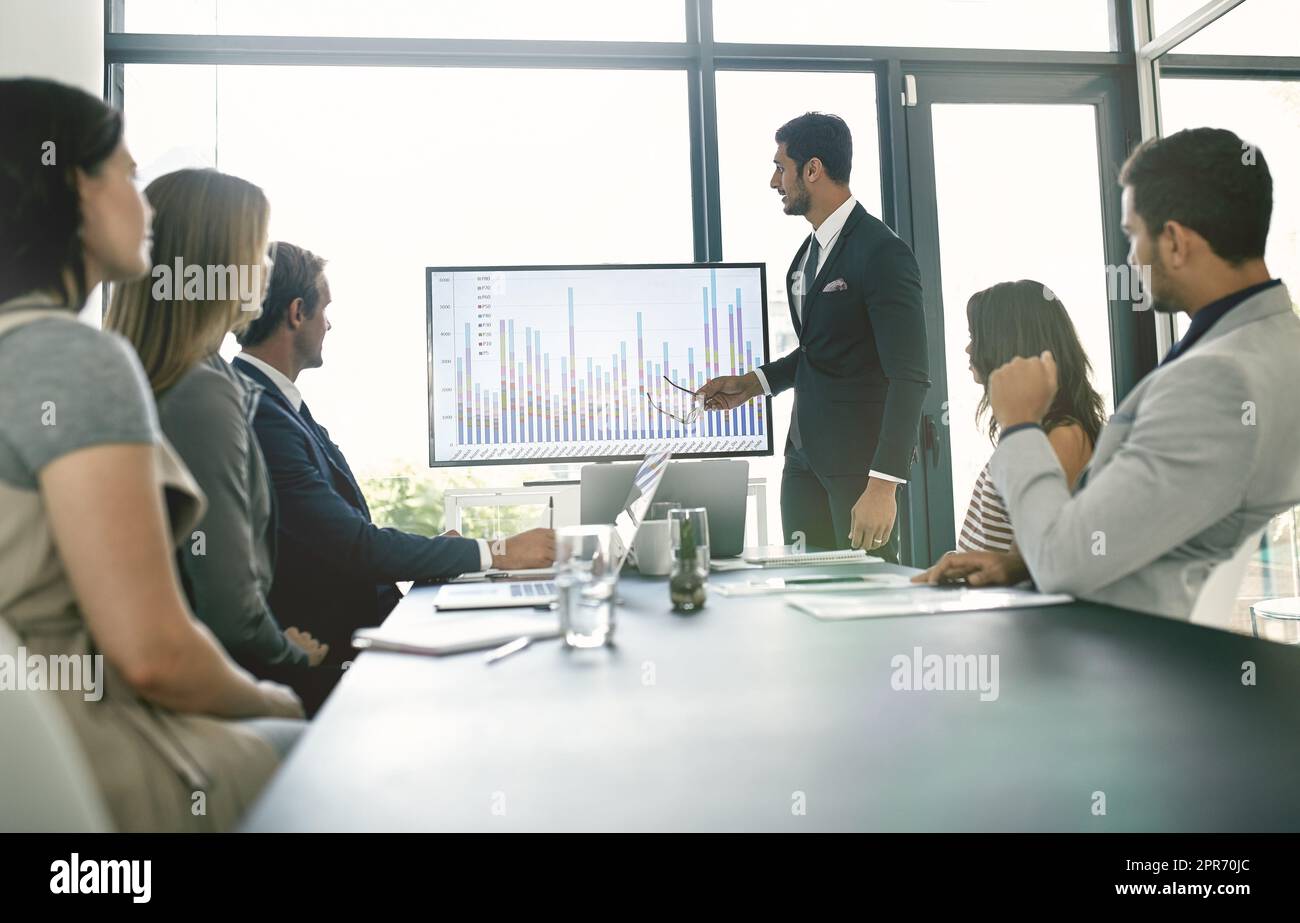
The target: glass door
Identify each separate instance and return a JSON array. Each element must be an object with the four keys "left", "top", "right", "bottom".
[{"left": 903, "top": 71, "right": 1136, "bottom": 561}]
